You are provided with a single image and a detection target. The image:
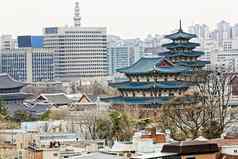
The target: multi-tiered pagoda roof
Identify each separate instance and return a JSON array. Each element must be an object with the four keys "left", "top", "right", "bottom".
[
  {"left": 102, "top": 22, "right": 209, "bottom": 115},
  {"left": 159, "top": 21, "right": 209, "bottom": 68},
  {"left": 117, "top": 57, "right": 191, "bottom": 75}
]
